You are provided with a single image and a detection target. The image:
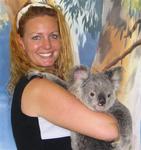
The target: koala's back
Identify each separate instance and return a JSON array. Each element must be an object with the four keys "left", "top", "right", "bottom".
[
  {"left": 109, "top": 100, "right": 132, "bottom": 134},
  {"left": 108, "top": 100, "right": 132, "bottom": 149}
]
